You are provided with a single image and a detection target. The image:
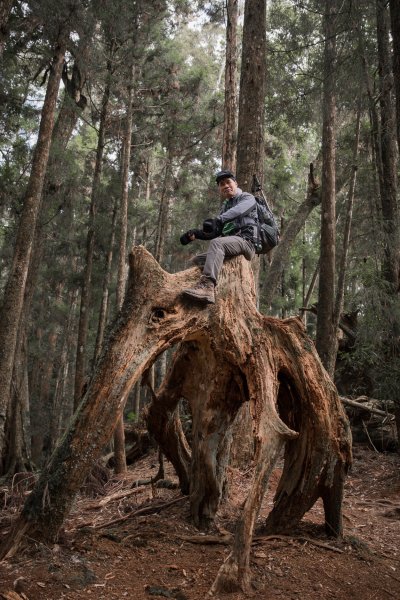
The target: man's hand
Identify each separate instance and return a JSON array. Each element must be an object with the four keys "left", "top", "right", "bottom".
[
  {"left": 180, "top": 230, "right": 196, "bottom": 245},
  {"left": 203, "top": 217, "right": 222, "bottom": 236}
]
